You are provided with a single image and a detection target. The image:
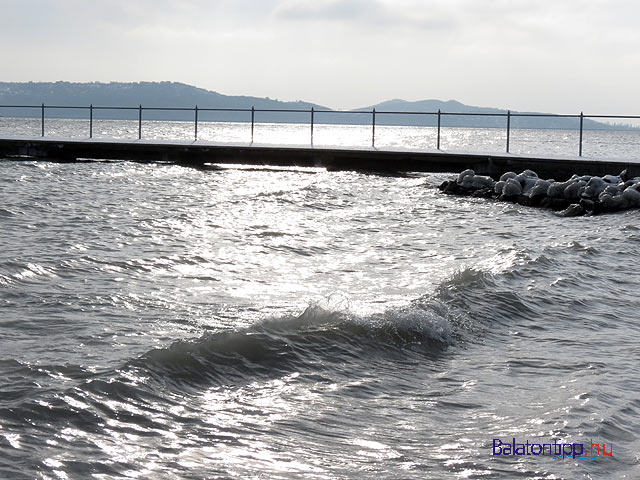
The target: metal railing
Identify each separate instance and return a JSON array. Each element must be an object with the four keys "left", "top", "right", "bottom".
[{"left": 1, "top": 103, "right": 639, "bottom": 157}]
